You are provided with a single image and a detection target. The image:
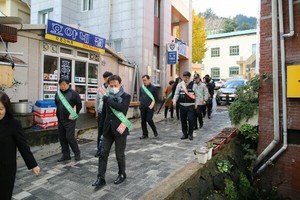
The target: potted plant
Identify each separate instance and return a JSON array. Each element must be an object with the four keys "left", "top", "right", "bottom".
[{"left": 206, "top": 142, "right": 213, "bottom": 160}]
